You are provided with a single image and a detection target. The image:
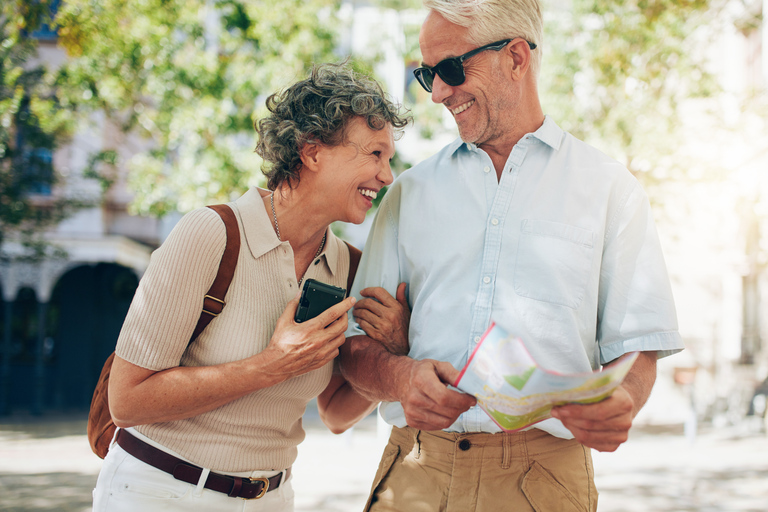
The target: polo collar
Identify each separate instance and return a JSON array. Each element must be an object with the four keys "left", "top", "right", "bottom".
[{"left": 234, "top": 187, "right": 337, "bottom": 277}]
